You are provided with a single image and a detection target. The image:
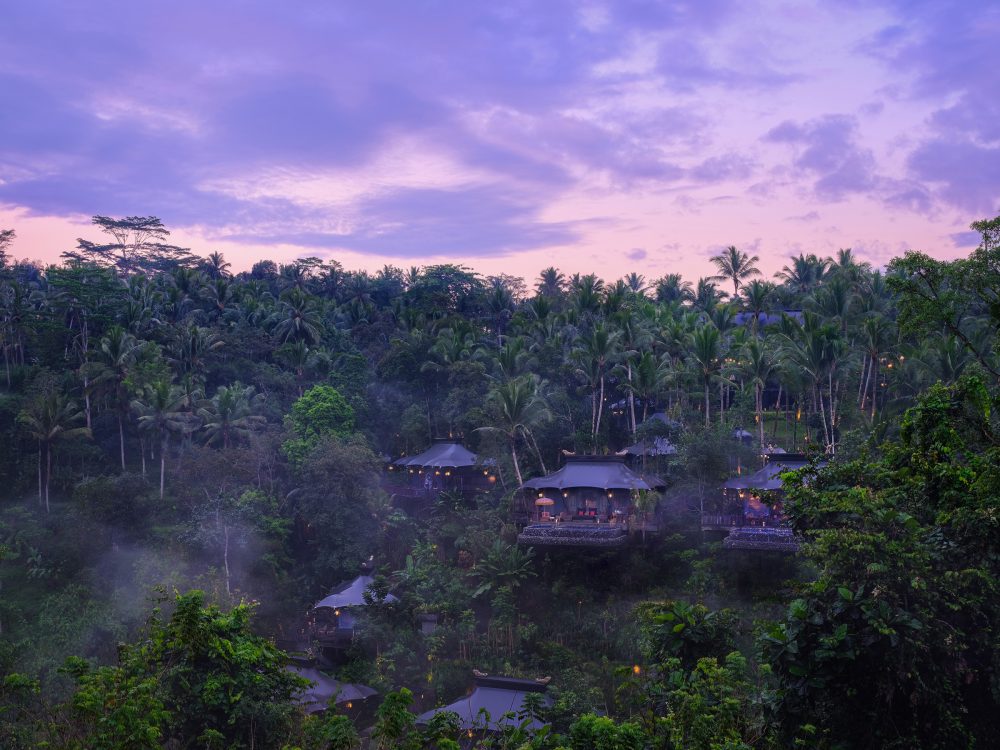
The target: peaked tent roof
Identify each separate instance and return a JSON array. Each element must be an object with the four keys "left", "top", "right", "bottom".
[
  {"left": 313, "top": 574, "right": 399, "bottom": 610},
  {"left": 622, "top": 436, "right": 677, "bottom": 457},
  {"left": 416, "top": 675, "right": 551, "bottom": 731},
  {"left": 393, "top": 439, "right": 479, "bottom": 469},
  {"left": 521, "top": 455, "right": 664, "bottom": 491},
  {"left": 288, "top": 666, "right": 378, "bottom": 713},
  {"left": 722, "top": 454, "right": 812, "bottom": 490}
]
